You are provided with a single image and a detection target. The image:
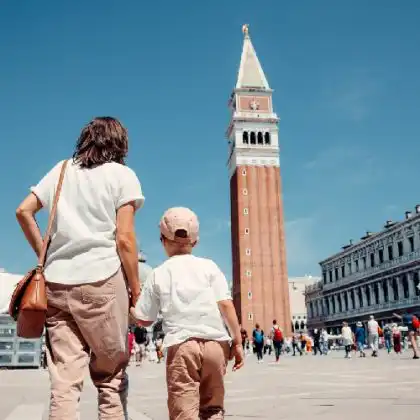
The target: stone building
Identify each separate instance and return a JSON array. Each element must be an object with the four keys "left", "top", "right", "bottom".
[
  {"left": 289, "top": 276, "right": 320, "bottom": 333},
  {"left": 305, "top": 206, "right": 420, "bottom": 334},
  {"left": 228, "top": 25, "right": 291, "bottom": 334}
]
